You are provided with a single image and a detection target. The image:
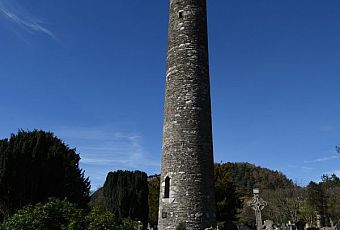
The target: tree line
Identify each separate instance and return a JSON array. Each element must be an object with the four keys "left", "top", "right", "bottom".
[{"left": 1, "top": 130, "right": 339, "bottom": 229}]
